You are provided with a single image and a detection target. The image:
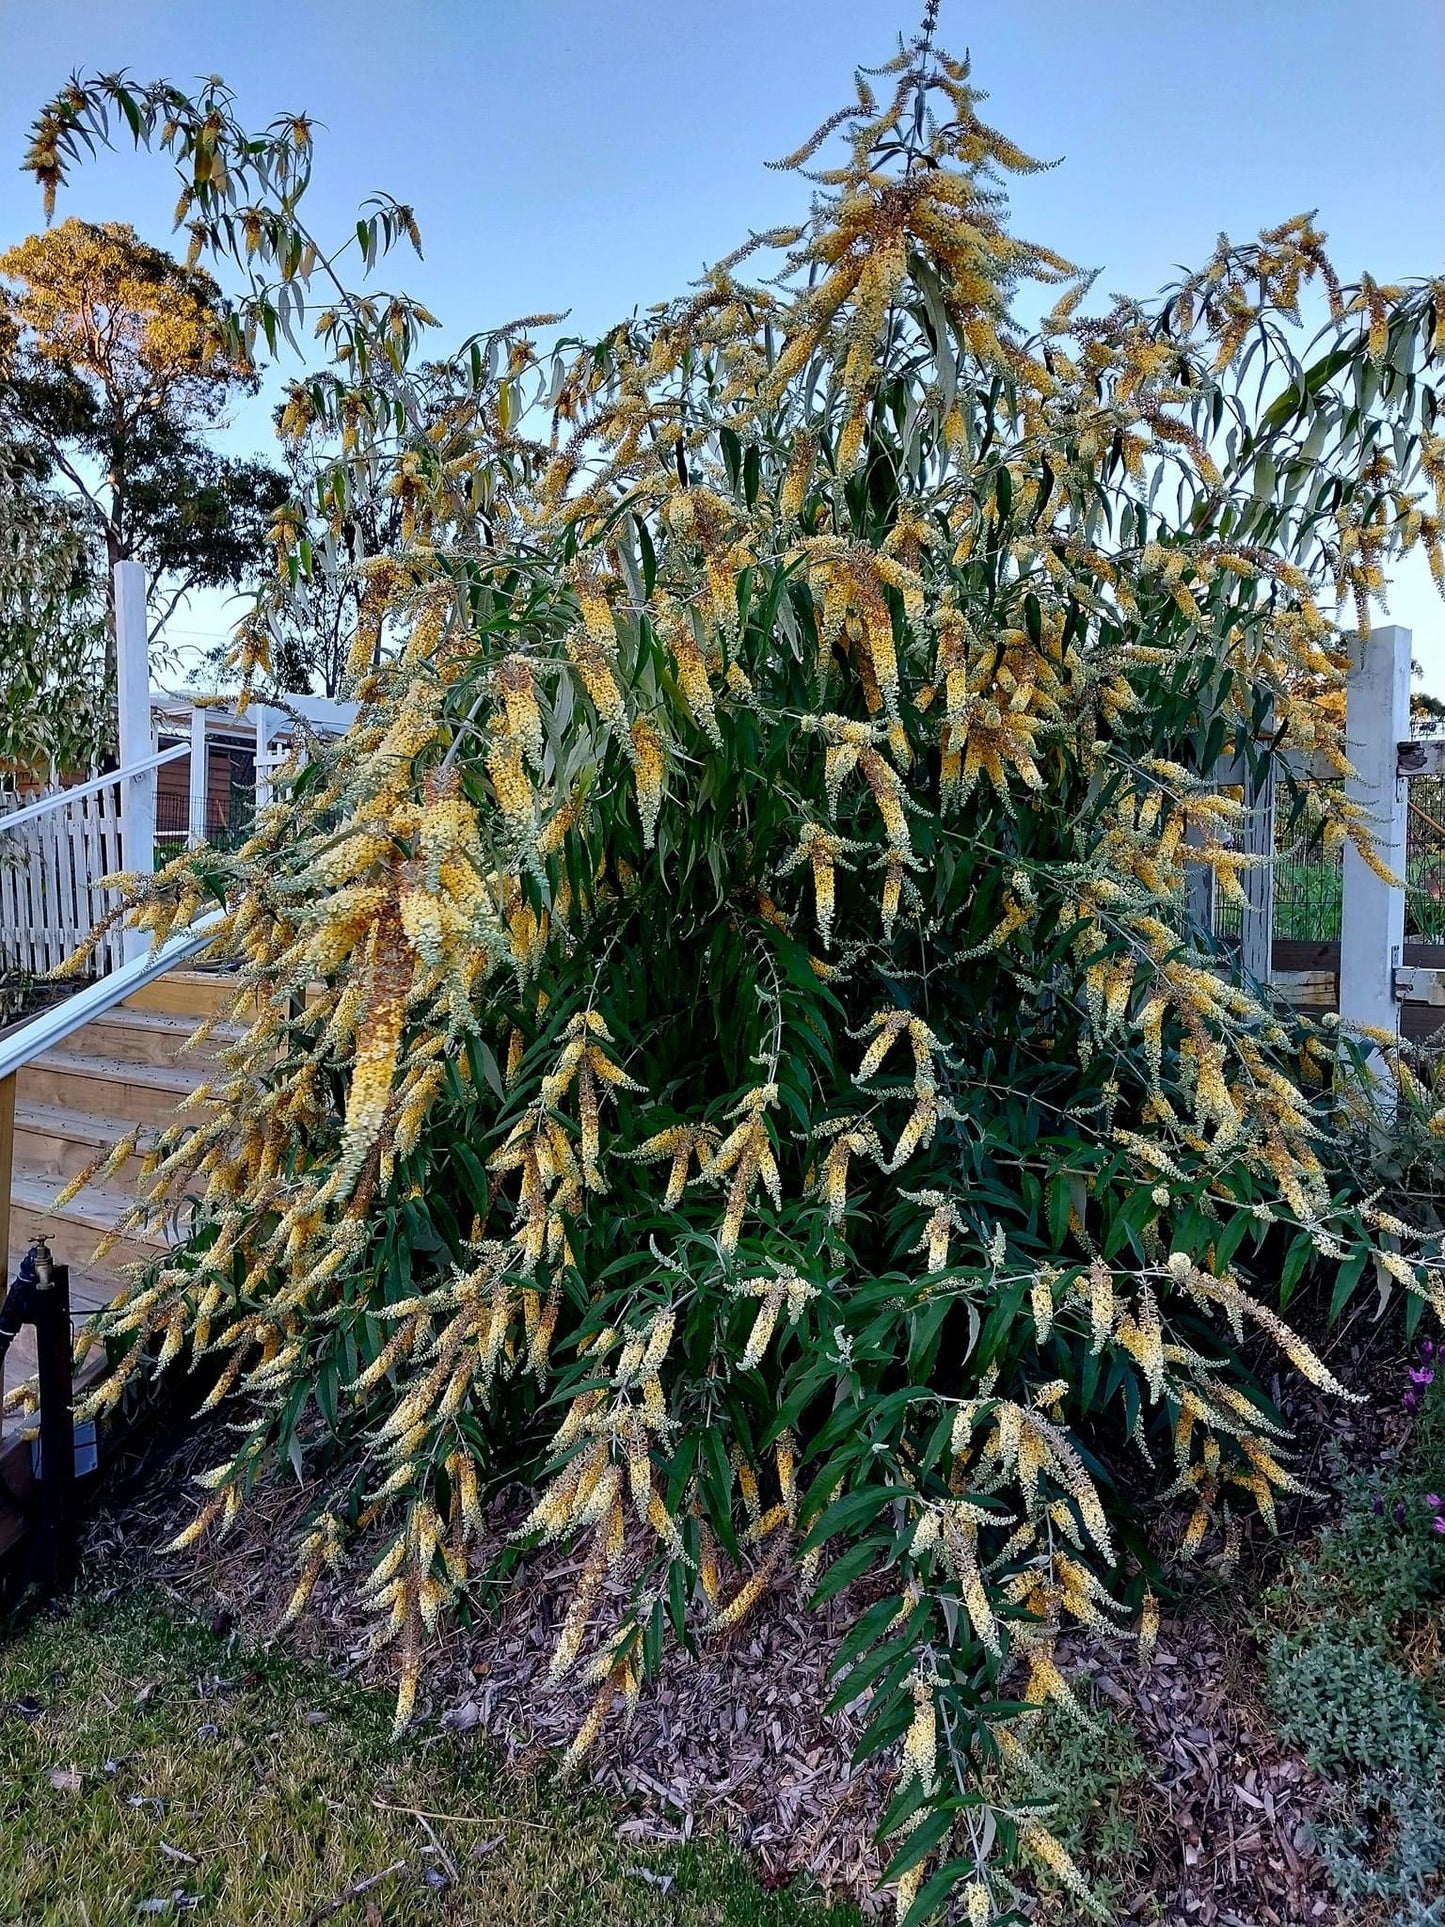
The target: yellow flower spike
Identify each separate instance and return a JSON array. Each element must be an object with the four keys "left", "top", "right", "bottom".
[
  {"left": 1018, "top": 1821, "right": 1096, "bottom": 1910},
  {"left": 165, "top": 1498, "right": 225, "bottom": 1553},
  {"left": 641, "top": 1308, "right": 675, "bottom": 1374},
  {"left": 893, "top": 1859, "right": 925, "bottom": 1923},
  {"left": 740, "top": 1286, "right": 784, "bottom": 1369},
  {"left": 495, "top": 654, "right": 545, "bottom": 768},
  {"left": 659, "top": 605, "right": 722, "bottom": 748},
  {"left": 566, "top": 634, "right": 626, "bottom": 733},
  {"left": 558, "top": 1673, "right": 615, "bottom": 1775},
  {"left": 628, "top": 716, "right": 666, "bottom": 848},
  {"left": 699, "top": 1085, "right": 781, "bottom": 1252},
  {"left": 708, "top": 1551, "right": 782, "bottom": 1634},
  {"left": 779, "top": 429, "right": 816, "bottom": 520},
  {"left": 697, "top": 1521, "right": 720, "bottom": 1604},
  {"left": 1030, "top": 1269, "right": 1056, "bottom": 1344},
  {"left": 854, "top": 1008, "right": 911, "bottom": 1081},
  {"left": 955, "top": 1549, "right": 1000, "bottom": 1658},
  {"left": 605, "top": 1494, "right": 627, "bottom": 1569},
  {"left": 900, "top": 1669, "right": 939, "bottom": 1794},
  {"left": 775, "top": 1432, "right": 797, "bottom": 1516}
]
